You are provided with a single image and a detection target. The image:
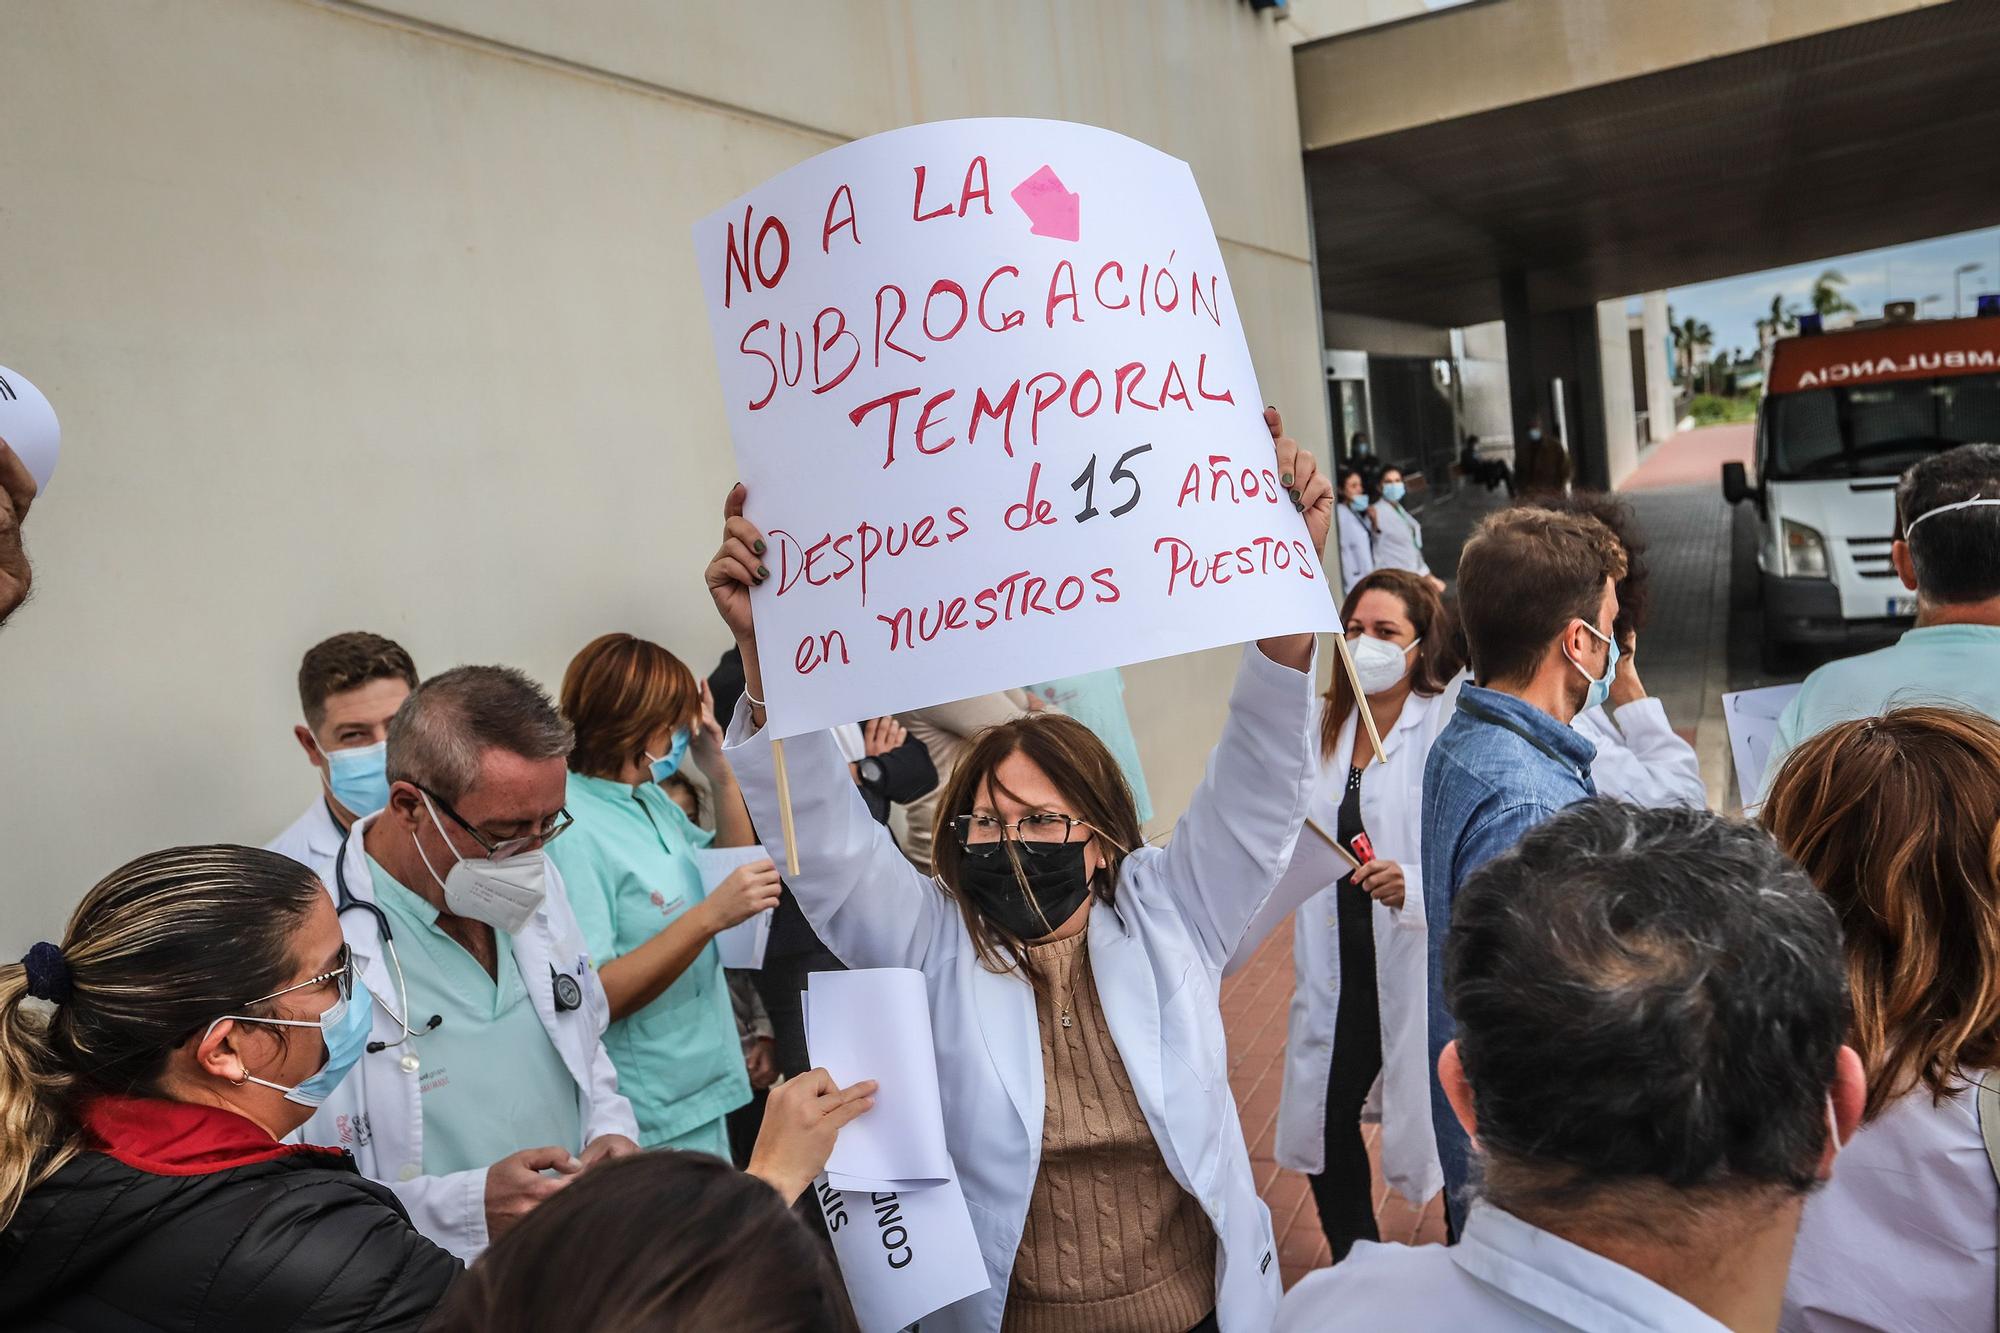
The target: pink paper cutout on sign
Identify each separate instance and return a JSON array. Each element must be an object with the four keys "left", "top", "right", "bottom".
[{"left": 1011, "top": 165, "right": 1080, "bottom": 242}]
